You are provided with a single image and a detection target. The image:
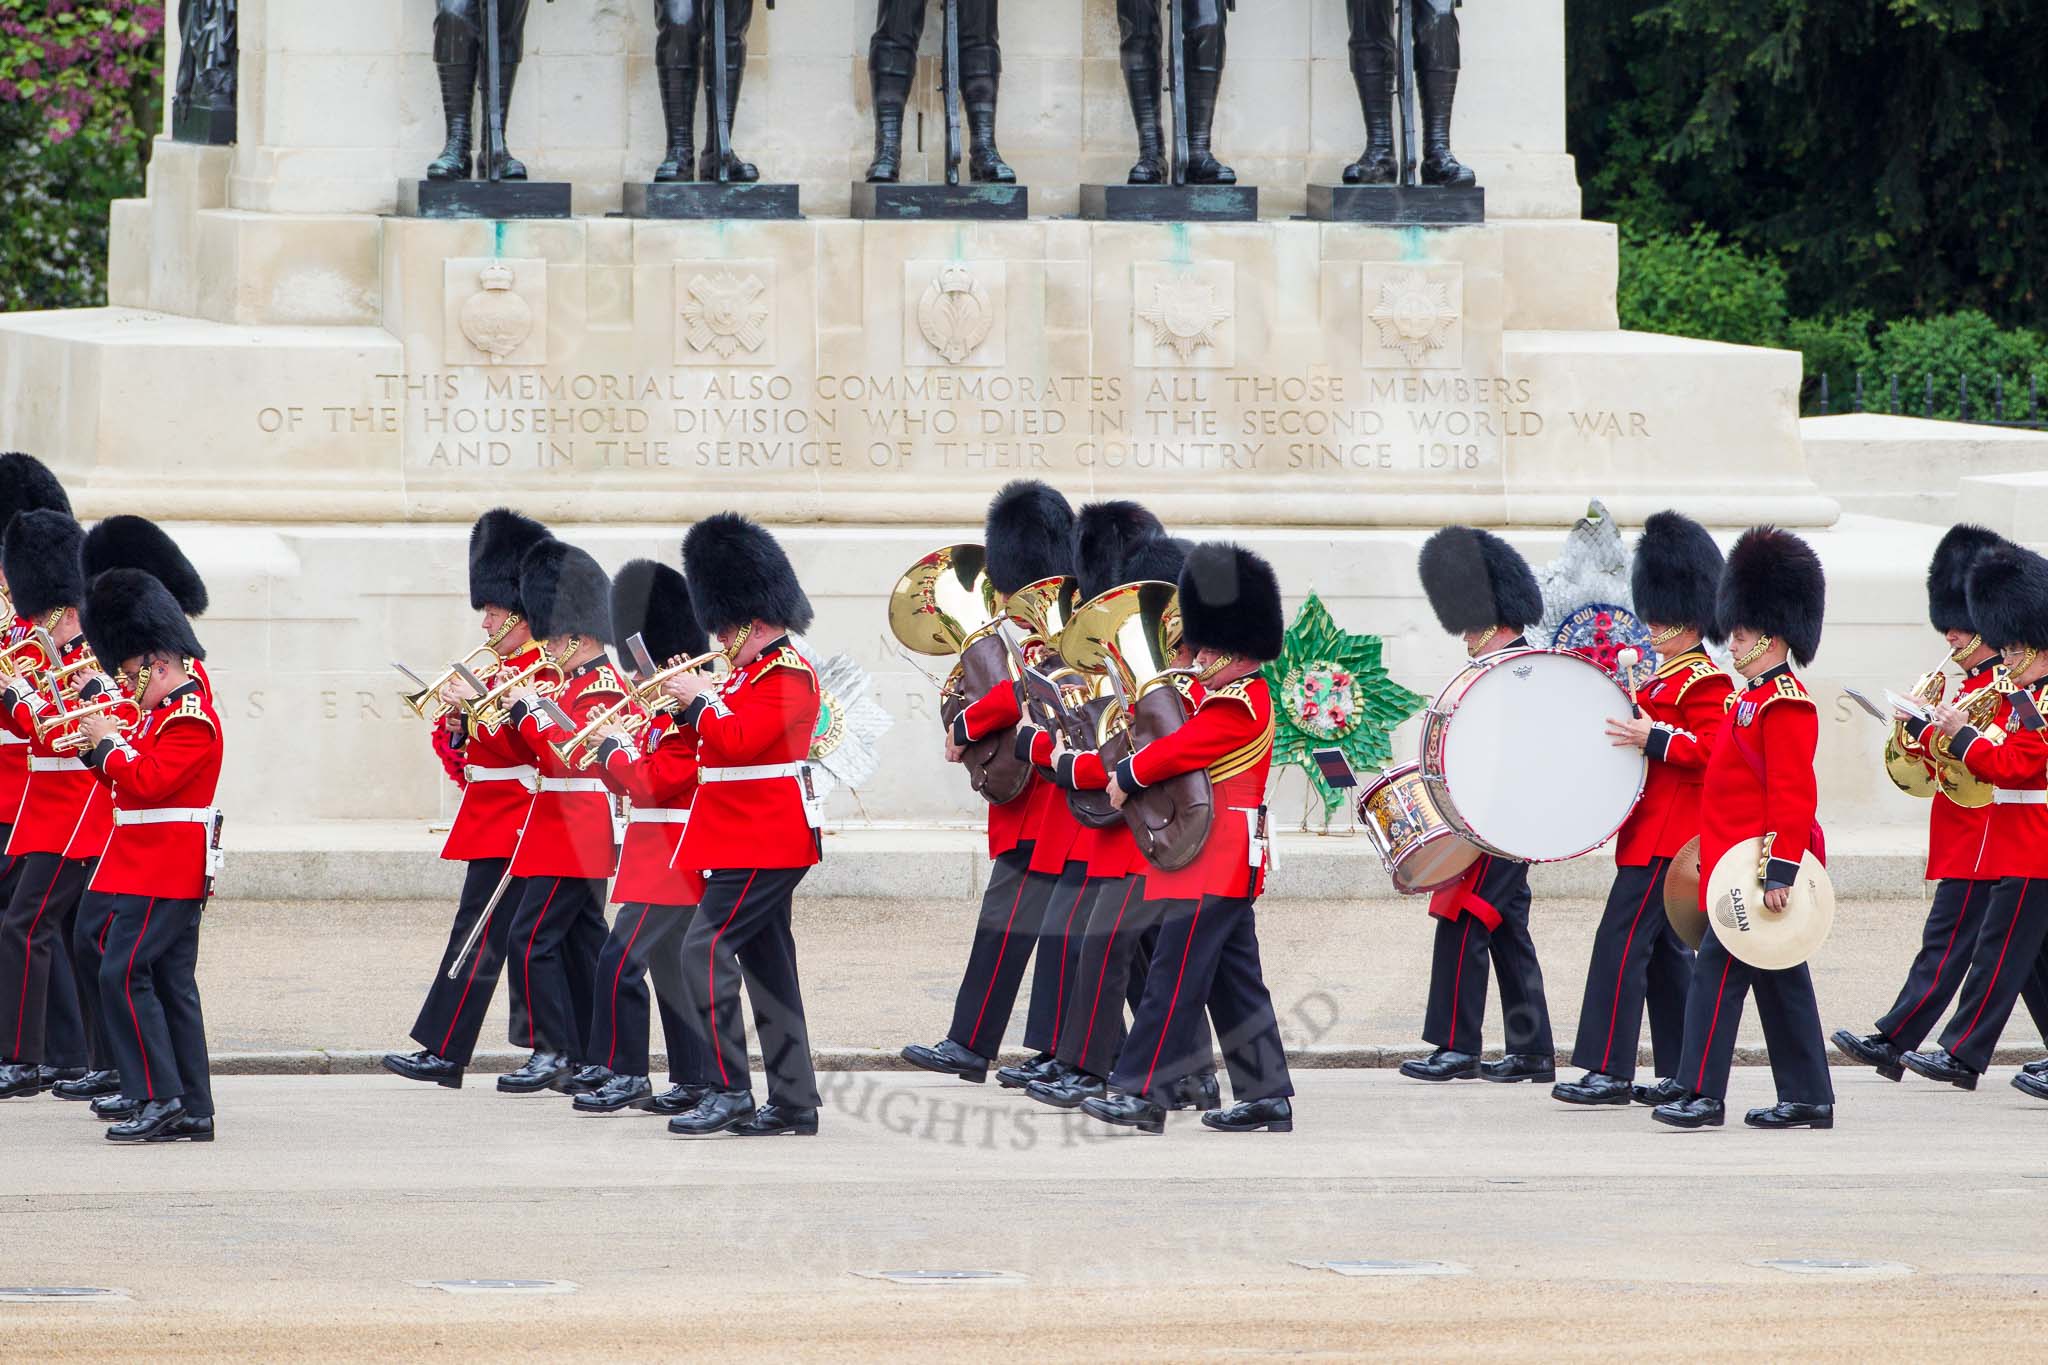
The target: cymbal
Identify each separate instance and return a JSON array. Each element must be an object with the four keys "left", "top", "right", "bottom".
[
  {"left": 1702, "top": 837, "right": 1836, "bottom": 970},
  {"left": 1663, "top": 835, "right": 1705, "bottom": 950}
]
